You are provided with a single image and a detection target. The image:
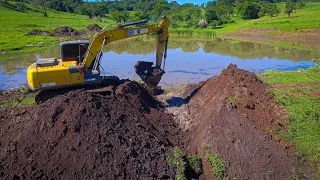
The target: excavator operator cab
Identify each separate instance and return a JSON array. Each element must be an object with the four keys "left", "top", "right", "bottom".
[{"left": 60, "top": 40, "right": 90, "bottom": 63}]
